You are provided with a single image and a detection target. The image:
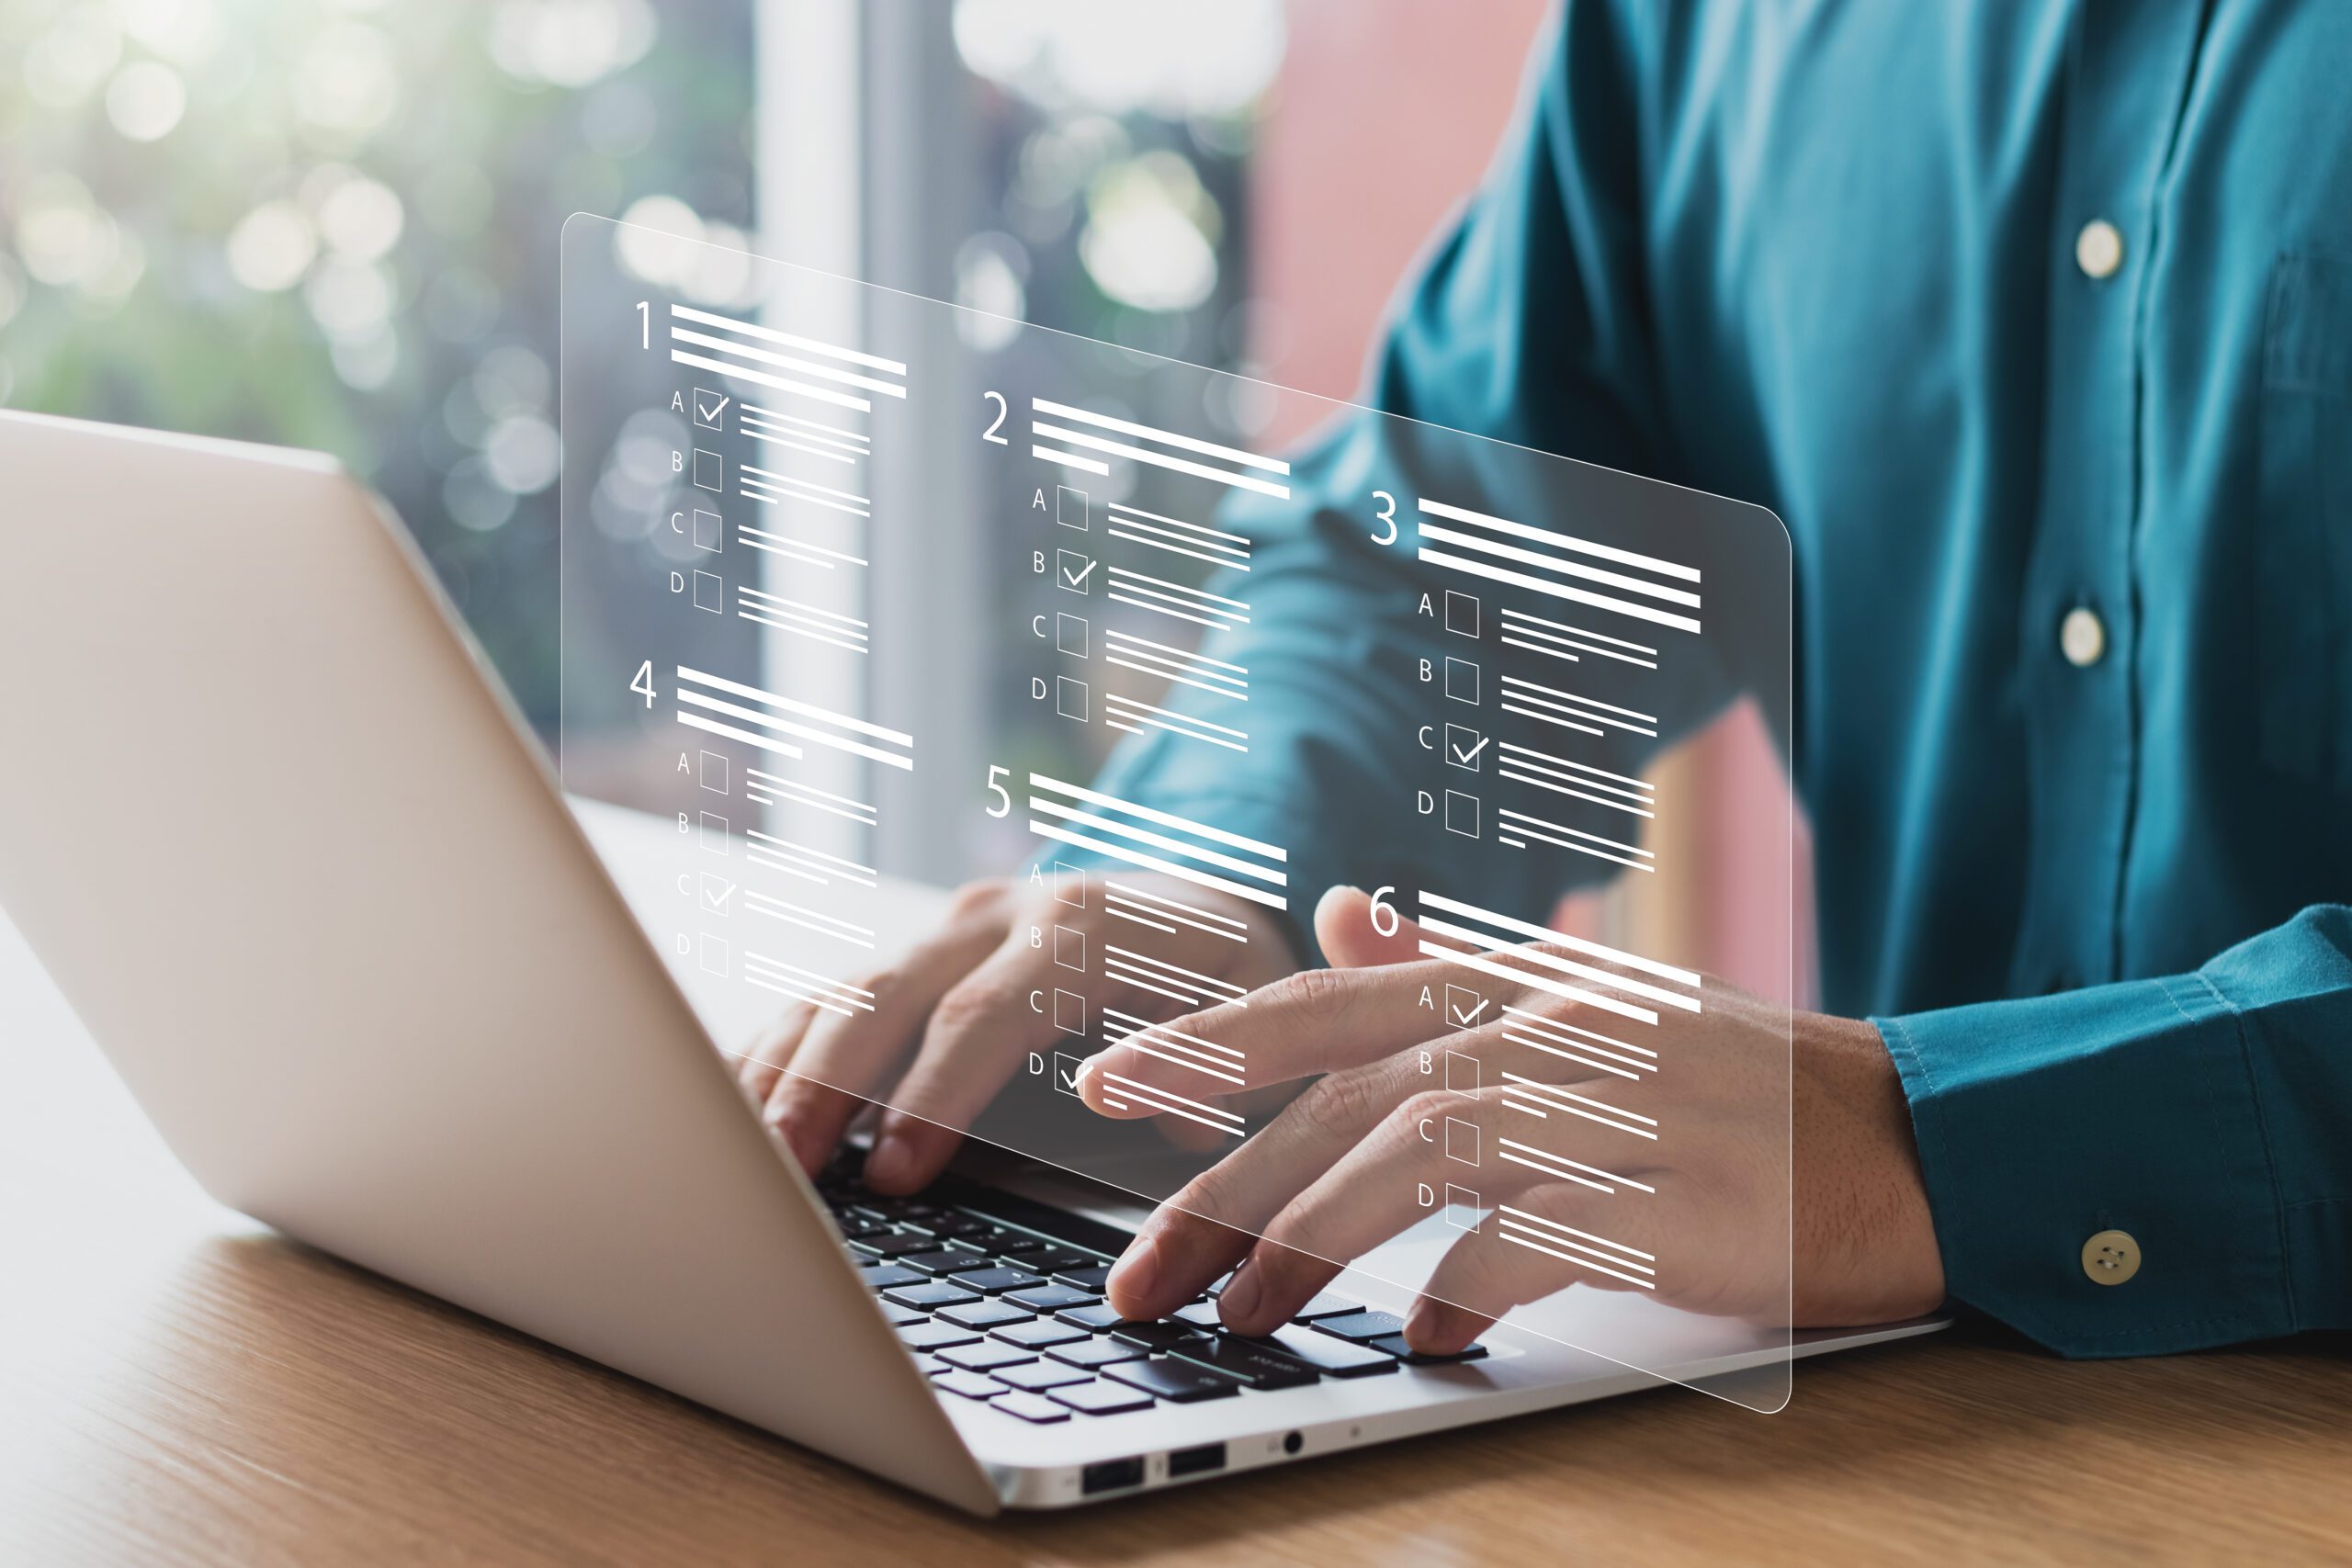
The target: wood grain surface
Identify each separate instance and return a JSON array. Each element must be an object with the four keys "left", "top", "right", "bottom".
[{"left": 6, "top": 928, "right": 2347, "bottom": 1566}]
